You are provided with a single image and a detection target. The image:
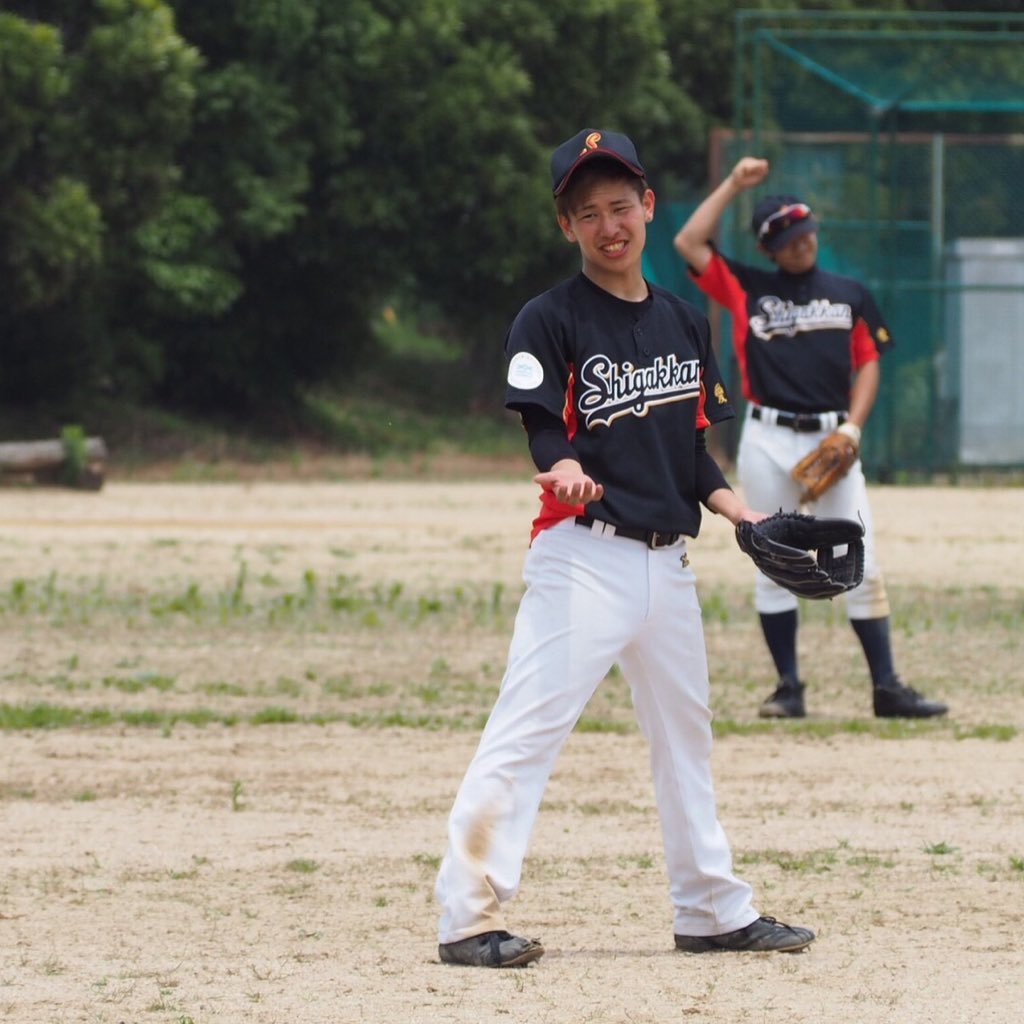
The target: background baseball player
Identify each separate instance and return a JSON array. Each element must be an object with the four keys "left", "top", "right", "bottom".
[
  {"left": 674, "top": 156, "right": 948, "bottom": 720},
  {"left": 433, "top": 129, "right": 814, "bottom": 968}
]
